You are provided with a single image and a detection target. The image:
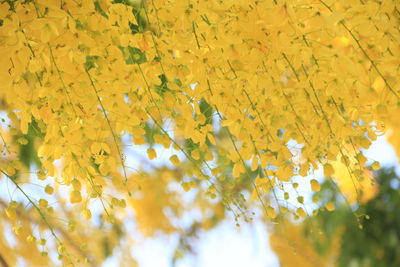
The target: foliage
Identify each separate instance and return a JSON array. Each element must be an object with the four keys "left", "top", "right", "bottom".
[
  {"left": 0, "top": 0, "right": 399, "bottom": 265},
  {"left": 271, "top": 168, "right": 400, "bottom": 267}
]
